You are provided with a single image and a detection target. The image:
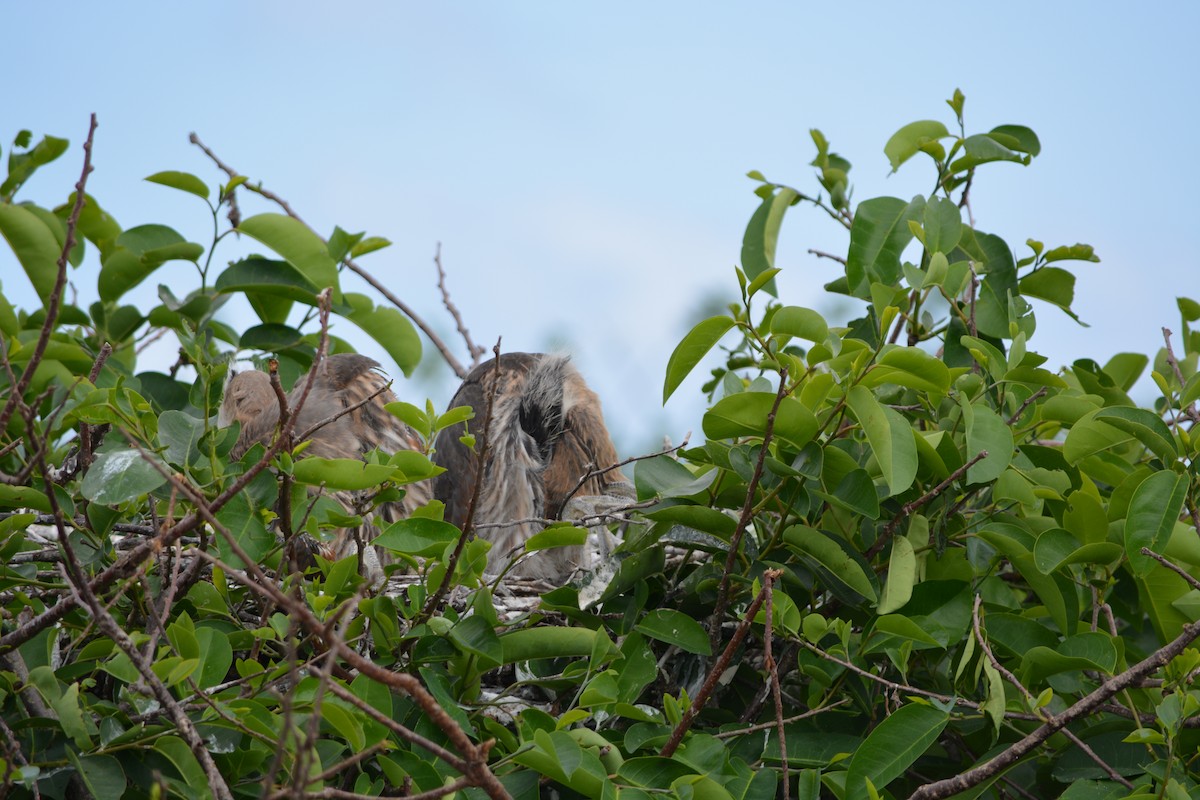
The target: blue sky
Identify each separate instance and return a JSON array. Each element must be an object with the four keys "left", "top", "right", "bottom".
[{"left": 5, "top": 3, "right": 1198, "bottom": 452}]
